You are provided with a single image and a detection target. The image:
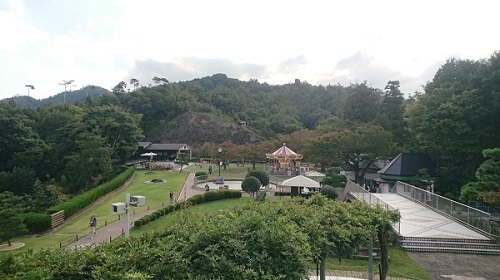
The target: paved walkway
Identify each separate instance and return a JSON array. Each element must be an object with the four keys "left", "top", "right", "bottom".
[{"left": 353, "top": 193, "right": 489, "bottom": 240}]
